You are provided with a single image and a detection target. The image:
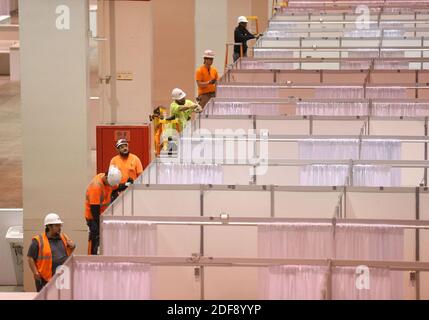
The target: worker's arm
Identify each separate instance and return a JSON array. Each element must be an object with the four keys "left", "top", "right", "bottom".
[
  {"left": 27, "top": 257, "right": 42, "bottom": 280},
  {"left": 27, "top": 240, "right": 42, "bottom": 280},
  {"left": 178, "top": 105, "right": 197, "bottom": 112},
  {"left": 235, "top": 28, "right": 255, "bottom": 43},
  {"left": 196, "top": 79, "right": 217, "bottom": 89}
]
